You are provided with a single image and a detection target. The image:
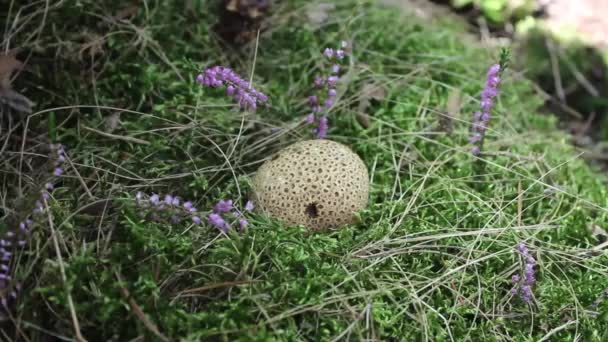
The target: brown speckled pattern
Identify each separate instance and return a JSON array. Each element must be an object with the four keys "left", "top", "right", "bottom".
[{"left": 252, "top": 139, "right": 369, "bottom": 230}]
